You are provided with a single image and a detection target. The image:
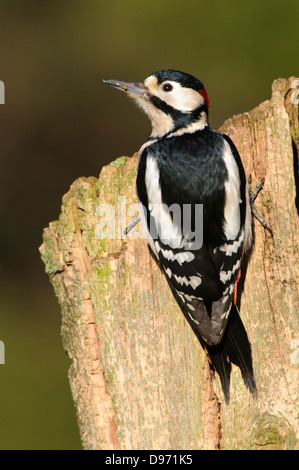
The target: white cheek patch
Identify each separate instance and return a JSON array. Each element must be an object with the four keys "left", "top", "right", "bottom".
[
  {"left": 144, "top": 76, "right": 205, "bottom": 112},
  {"left": 137, "top": 75, "right": 208, "bottom": 135},
  {"left": 158, "top": 81, "right": 205, "bottom": 112}
]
